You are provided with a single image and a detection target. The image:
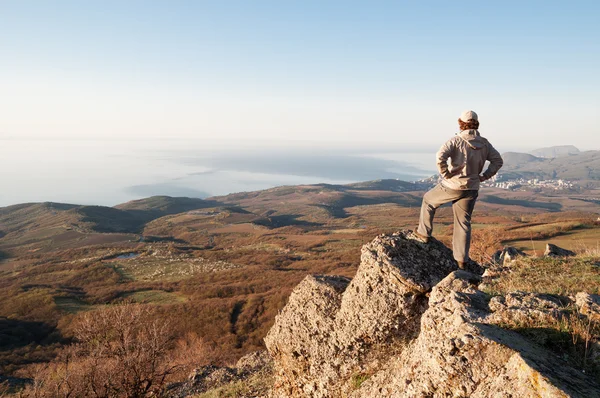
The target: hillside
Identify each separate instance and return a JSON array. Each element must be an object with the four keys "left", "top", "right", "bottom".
[
  {"left": 499, "top": 149, "right": 600, "bottom": 184},
  {"left": 0, "top": 197, "right": 218, "bottom": 256},
  {"left": 115, "top": 195, "right": 217, "bottom": 215},
  {"left": 0, "top": 202, "right": 137, "bottom": 255}
]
